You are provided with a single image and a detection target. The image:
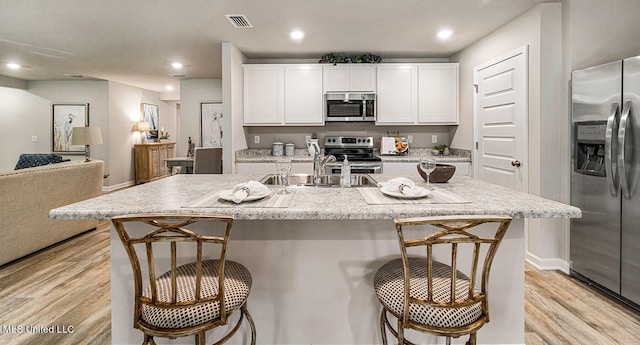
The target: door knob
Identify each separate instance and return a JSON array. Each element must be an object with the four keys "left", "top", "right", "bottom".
[{"left": 511, "top": 160, "right": 522, "bottom": 168}]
